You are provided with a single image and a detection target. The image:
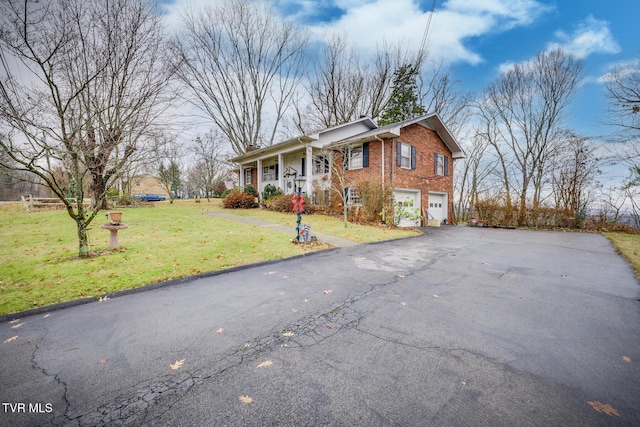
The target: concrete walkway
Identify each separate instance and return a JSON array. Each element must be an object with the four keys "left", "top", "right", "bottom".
[{"left": 206, "top": 211, "right": 359, "bottom": 247}]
